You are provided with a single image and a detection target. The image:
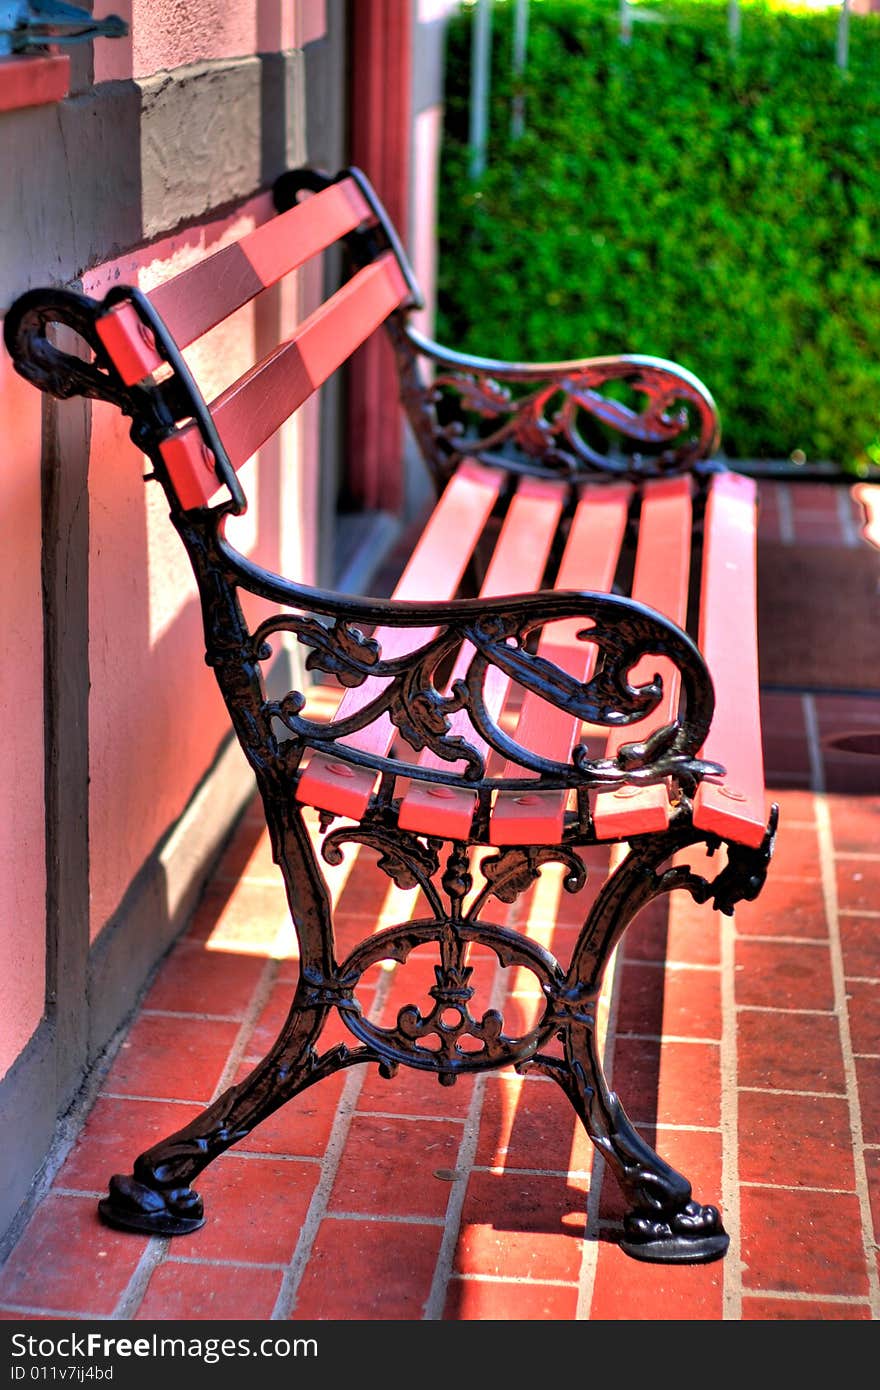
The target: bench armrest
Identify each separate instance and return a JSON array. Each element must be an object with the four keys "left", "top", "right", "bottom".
[
  {"left": 221, "top": 535, "right": 720, "bottom": 798},
  {"left": 393, "top": 322, "right": 721, "bottom": 489}
]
